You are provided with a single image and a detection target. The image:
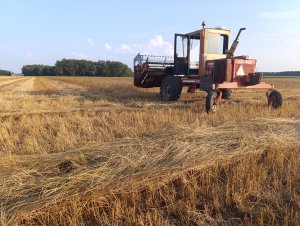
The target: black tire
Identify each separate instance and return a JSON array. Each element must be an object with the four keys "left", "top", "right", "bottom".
[
  {"left": 268, "top": 90, "right": 283, "bottom": 109},
  {"left": 160, "top": 75, "right": 182, "bottom": 101},
  {"left": 206, "top": 91, "right": 218, "bottom": 113},
  {"left": 220, "top": 89, "right": 232, "bottom": 99}
]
